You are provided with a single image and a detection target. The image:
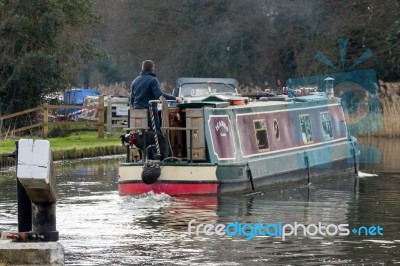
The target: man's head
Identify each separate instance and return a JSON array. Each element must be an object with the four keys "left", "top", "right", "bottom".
[{"left": 142, "top": 60, "right": 155, "bottom": 72}]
